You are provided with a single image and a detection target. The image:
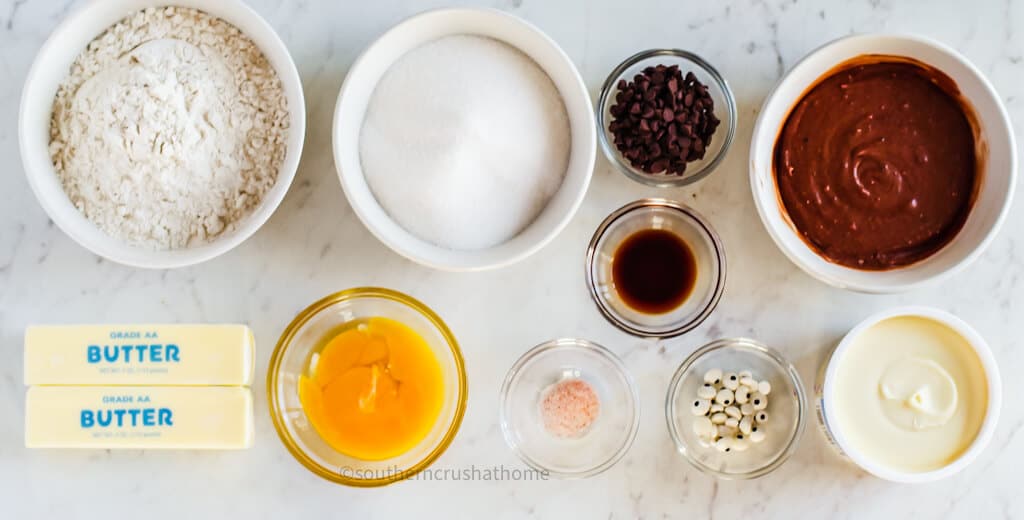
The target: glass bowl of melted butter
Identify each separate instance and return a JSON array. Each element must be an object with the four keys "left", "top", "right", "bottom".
[{"left": 268, "top": 287, "right": 467, "bottom": 487}]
